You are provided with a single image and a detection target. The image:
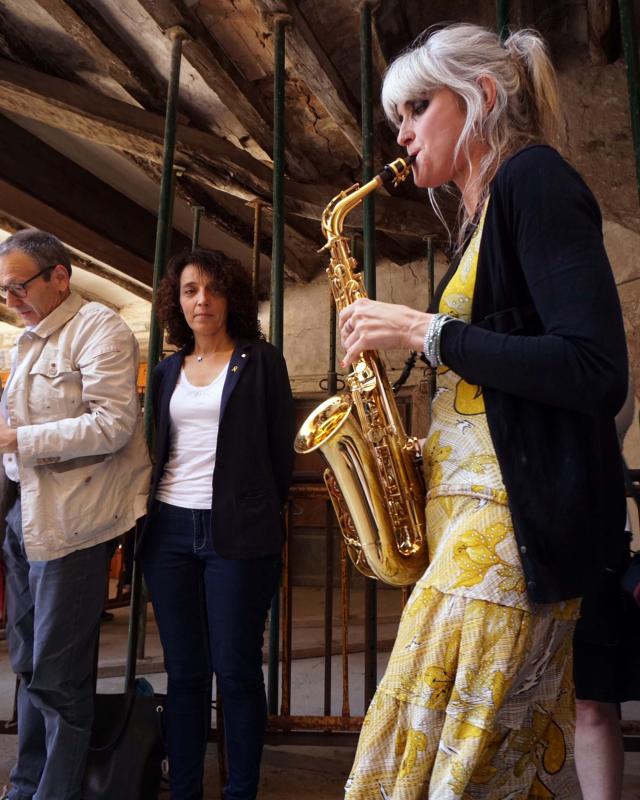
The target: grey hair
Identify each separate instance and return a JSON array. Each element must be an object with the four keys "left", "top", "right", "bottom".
[
  {"left": 0, "top": 228, "right": 72, "bottom": 278},
  {"left": 382, "top": 23, "right": 562, "bottom": 248}
]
